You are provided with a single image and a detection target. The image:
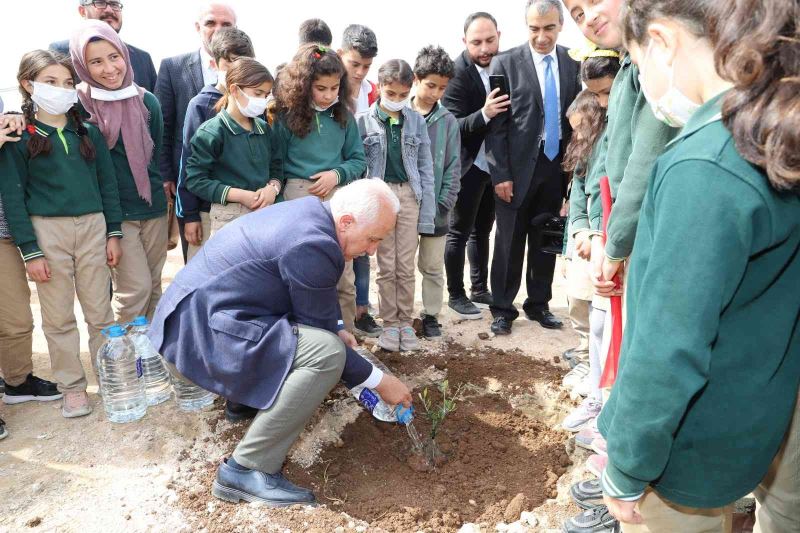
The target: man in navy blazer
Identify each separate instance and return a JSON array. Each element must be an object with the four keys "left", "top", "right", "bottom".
[
  {"left": 148, "top": 179, "right": 411, "bottom": 506},
  {"left": 154, "top": 2, "right": 236, "bottom": 261},
  {"left": 50, "top": 1, "right": 156, "bottom": 92}
]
